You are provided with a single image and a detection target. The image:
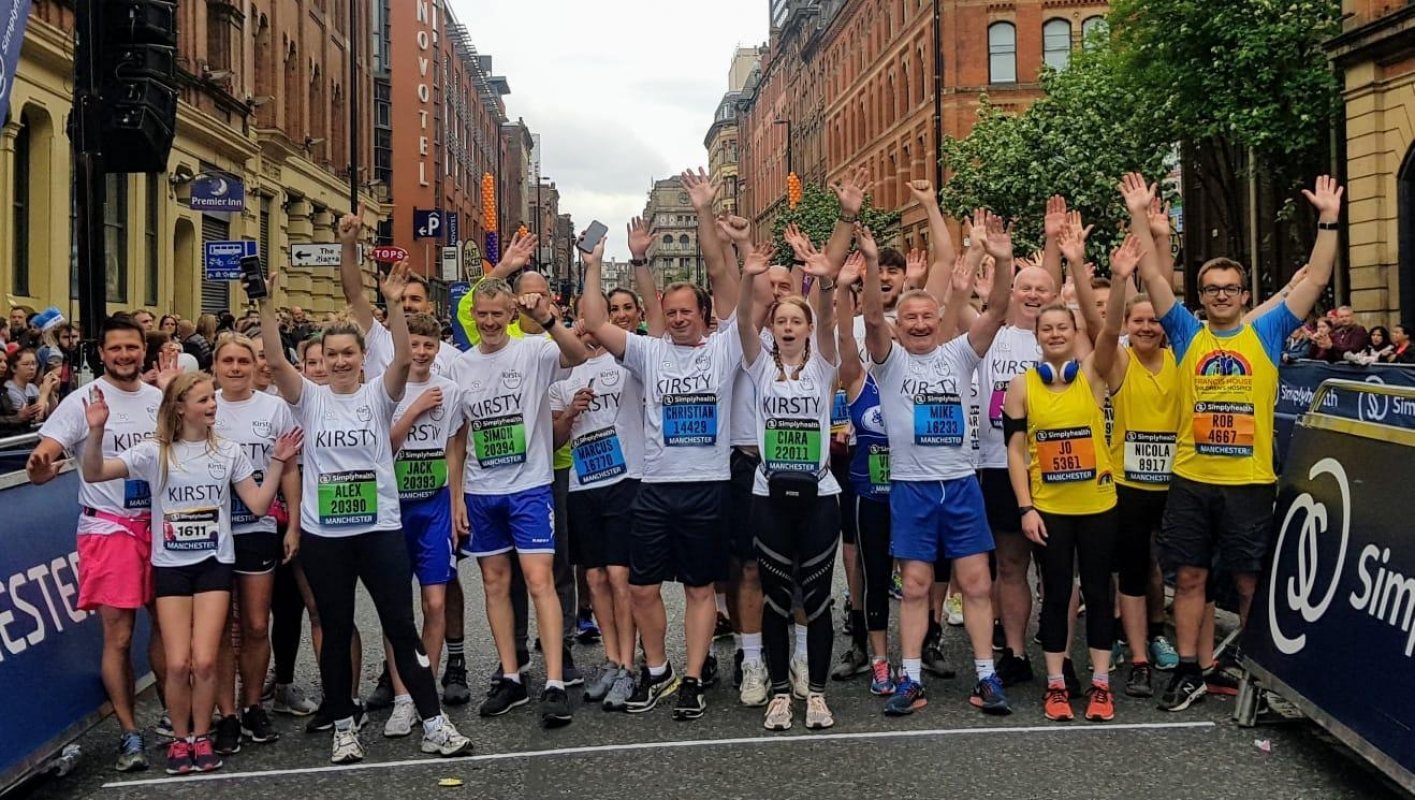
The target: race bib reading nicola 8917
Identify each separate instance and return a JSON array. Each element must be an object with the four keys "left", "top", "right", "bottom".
[
  {"left": 764, "top": 417, "right": 822, "bottom": 472},
  {"left": 317, "top": 470, "right": 378, "bottom": 526},
  {"left": 662, "top": 393, "right": 717, "bottom": 446},
  {"left": 472, "top": 415, "right": 527, "bottom": 468}
]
